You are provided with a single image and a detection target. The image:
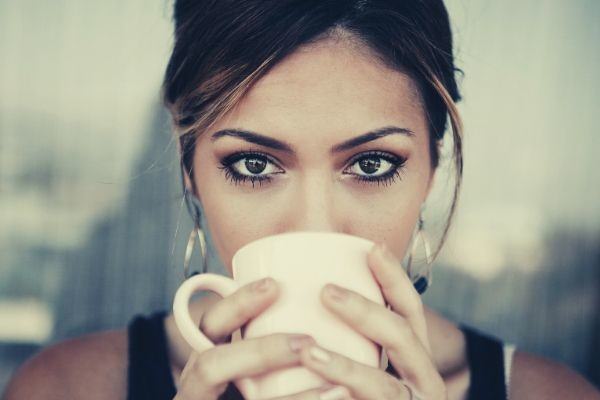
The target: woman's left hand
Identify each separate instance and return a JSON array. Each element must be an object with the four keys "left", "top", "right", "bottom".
[{"left": 294, "top": 242, "right": 446, "bottom": 400}]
